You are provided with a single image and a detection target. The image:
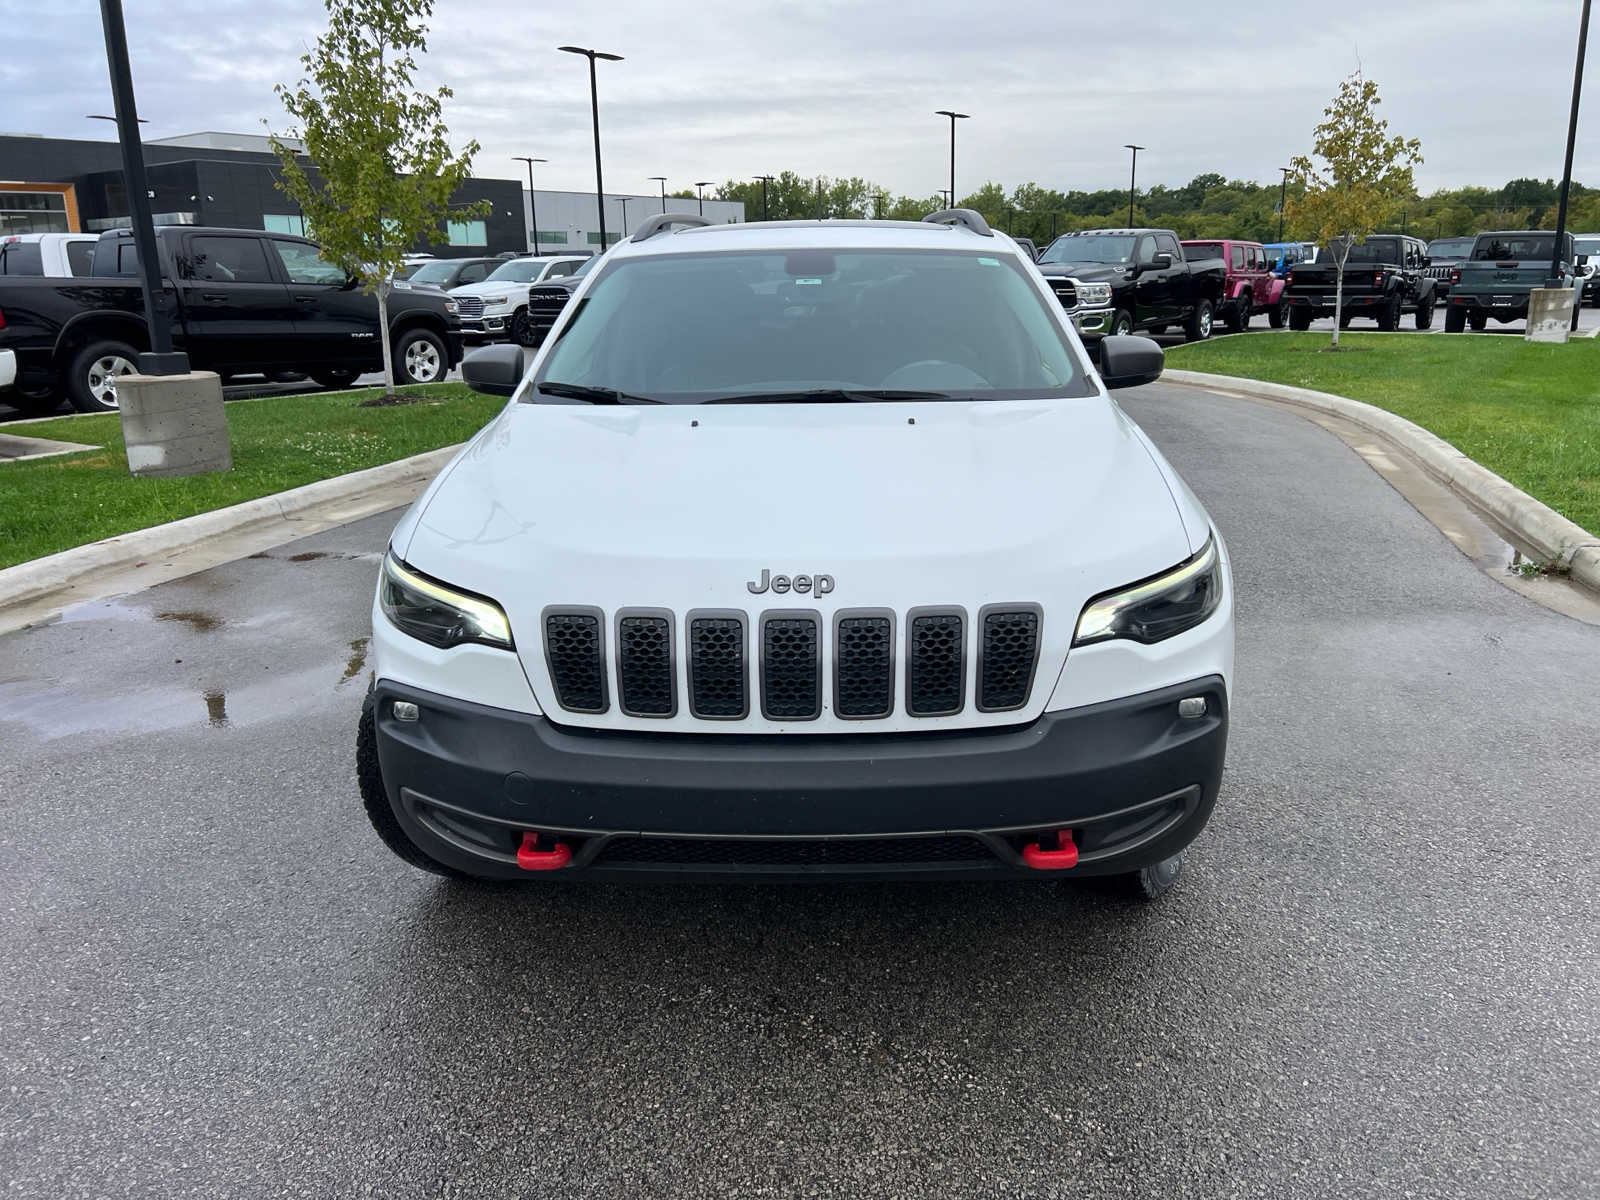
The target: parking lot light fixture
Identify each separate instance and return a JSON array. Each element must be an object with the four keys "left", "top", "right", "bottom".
[
  {"left": 756, "top": 174, "right": 775, "bottom": 220},
  {"left": 513, "top": 155, "right": 547, "bottom": 251},
  {"left": 649, "top": 176, "right": 668, "bottom": 213},
  {"left": 694, "top": 181, "right": 714, "bottom": 215},
  {"left": 1124, "top": 144, "right": 1145, "bottom": 227},
  {"left": 935, "top": 110, "right": 970, "bottom": 206},
  {"left": 1549, "top": 0, "right": 1593, "bottom": 286},
  {"left": 616, "top": 195, "right": 630, "bottom": 236},
  {"left": 558, "top": 45, "right": 623, "bottom": 249}
]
